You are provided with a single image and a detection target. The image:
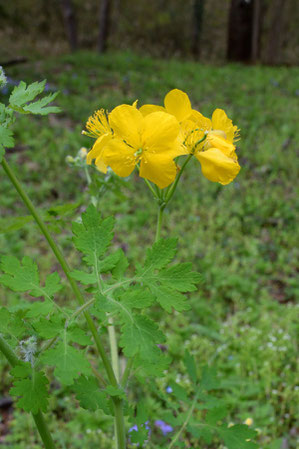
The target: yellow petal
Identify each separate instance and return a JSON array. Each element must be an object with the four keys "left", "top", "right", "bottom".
[
  {"left": 139, "top": 152, "right": 177, "bottom": 188},
  {"left": 143, "top": 111, "right": 180, "bottom": 153},
  {"left": 94, "top": 157, "right": 107, "bottom": 174},
  {"left": 164, "top": 89, "right": 192, "bottom": 122},
  {"left": 189, "top": 109, "right": 212, "bottom": 132},
  {"left": 211, "top": 109, "right": 236, "bottom": 143},
  {"left": 205, "top": 135, "right": 236, "bottom": 158},
  {"left": 109, "top": 104, "right": 143, "bottom": 148},
  {"left": 102, "top": 138, "right": 136, "bottom": 177},
  {"left": 139, "top": 104, "right": 165, "bottom": 116},
  {"left": 86, "top": 134, "right": 111, "bottom": 164},
  {"left": 196, "top": 148, "right": 240, "bottom": 185}
]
